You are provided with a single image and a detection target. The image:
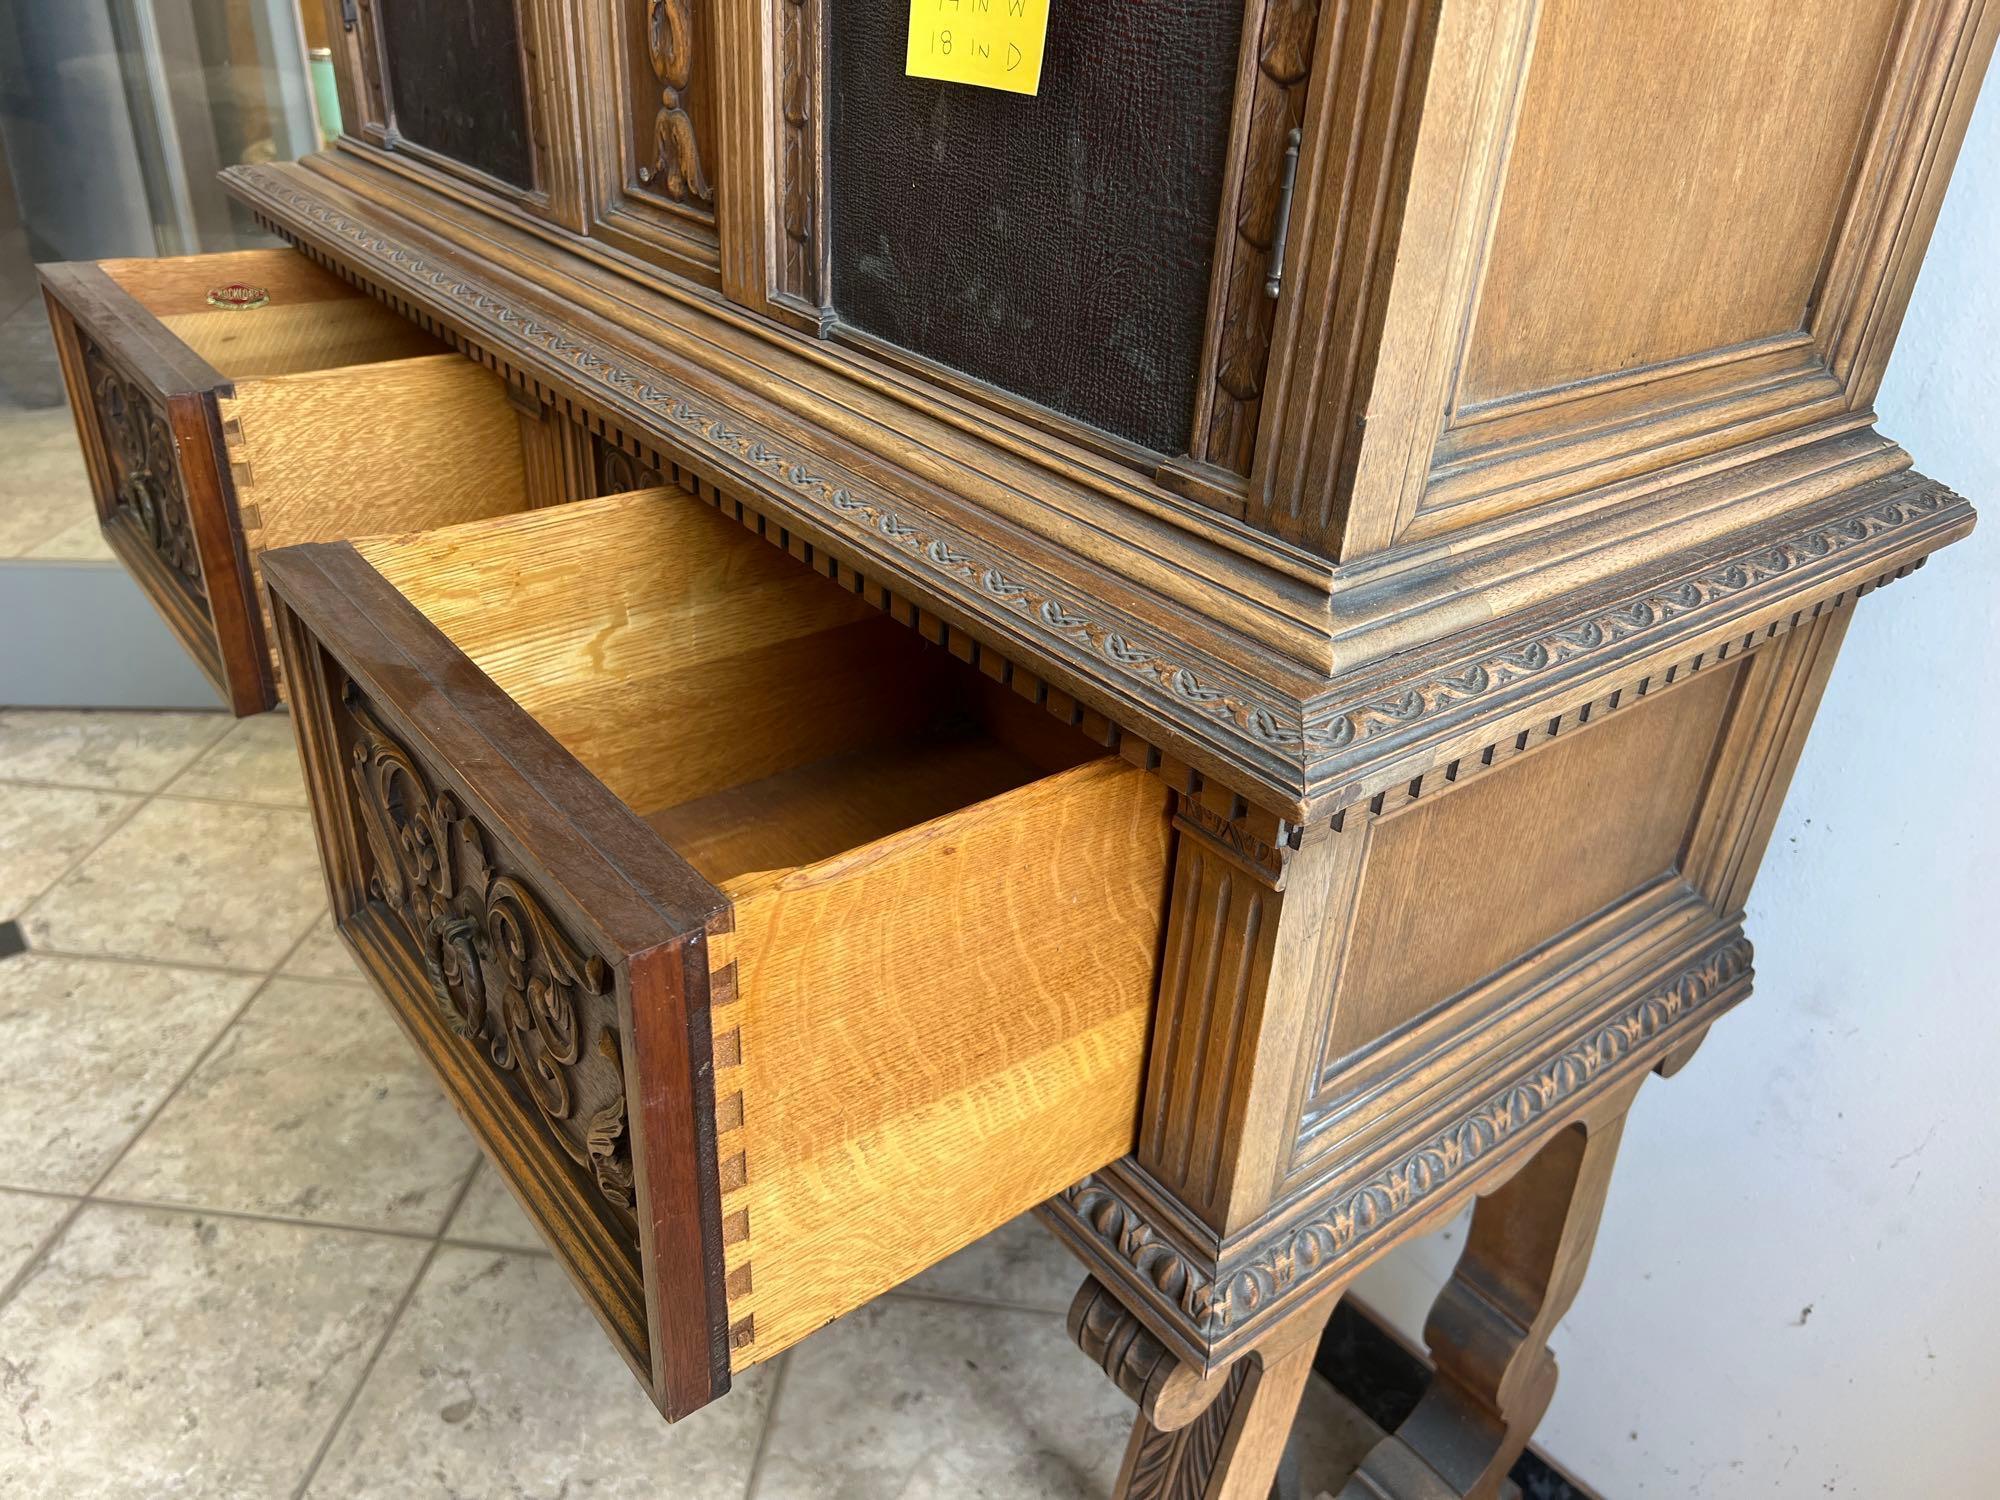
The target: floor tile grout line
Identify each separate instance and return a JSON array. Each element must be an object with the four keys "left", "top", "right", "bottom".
[
  {"left": 0, "top": 788, "right": 332, "bottom": 1318},
  {"left": 75, "top": 910, "right": 325, "bottom": 1197},
  {"left": 68, "top": 1192, "right": 464, "bottom": 1247},
  {"left": 79, "top": 982, "right": 287, "bottom": 1196},
  {"left": 0, "top": 927, "right": 306, "bottom": 1320},
  {"left": 0, "top": 773, "right": 307, "bottom": 811},
  {"left": 8, "top": 943, "right": 359, "bottom": 983},
  {"left": 0, "top": 711, "right": 234, "bottom": 796},
  {"left": 6, "top": 783, "right": 158, "bottom": 926},
  {"left": 0, "top": 1184, "right": 83, "bottom": 1206},
  {"left": 740, "top": 1348, "right": 793, "bottom": 1500},
  {"left": 287, "top": 1158, "right": 483, "bottom": 1500},
  {"left": 0, "top": 1196, "right": 88, "bottom": 1315}
]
